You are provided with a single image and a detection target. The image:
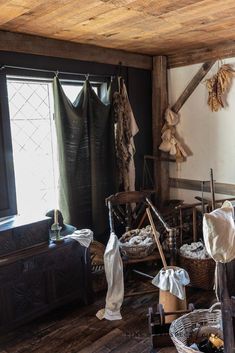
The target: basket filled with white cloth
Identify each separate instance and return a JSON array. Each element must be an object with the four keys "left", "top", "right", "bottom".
[
  {"left": 119, "top": 225, "right": 156, "bottom": 259},
  {"left": 179, "top": 241, "right": 215, "bottom": 290}
]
